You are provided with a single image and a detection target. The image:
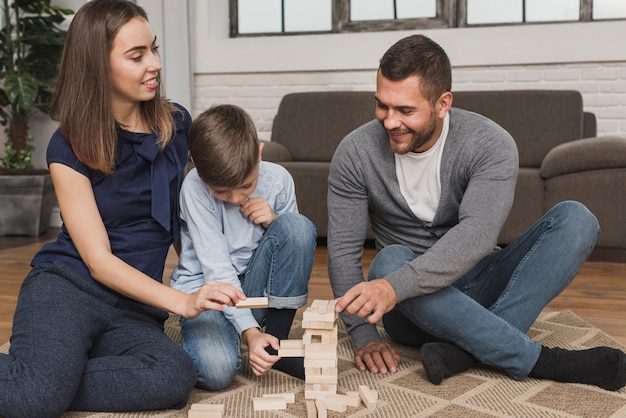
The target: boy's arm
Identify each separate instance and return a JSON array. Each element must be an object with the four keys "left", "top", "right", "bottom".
[
  {"left": 266, "top": 162, "right": 298, "bottom": 216},
  {"left": 240, "top": 162, "right": 298, "bottom": 227},
  {"left": 174, "top": 171, "right": 260, "bottom": 334}
]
